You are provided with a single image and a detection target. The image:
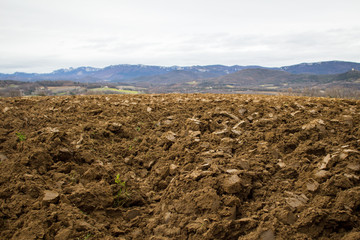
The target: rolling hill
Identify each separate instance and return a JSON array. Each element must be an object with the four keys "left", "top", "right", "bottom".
[
  {"left": 1, "top": 61, "right": 360, "bottom": 83},
  {"left": 144, "top": 68, "right": 360, "bottom": 93}
]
